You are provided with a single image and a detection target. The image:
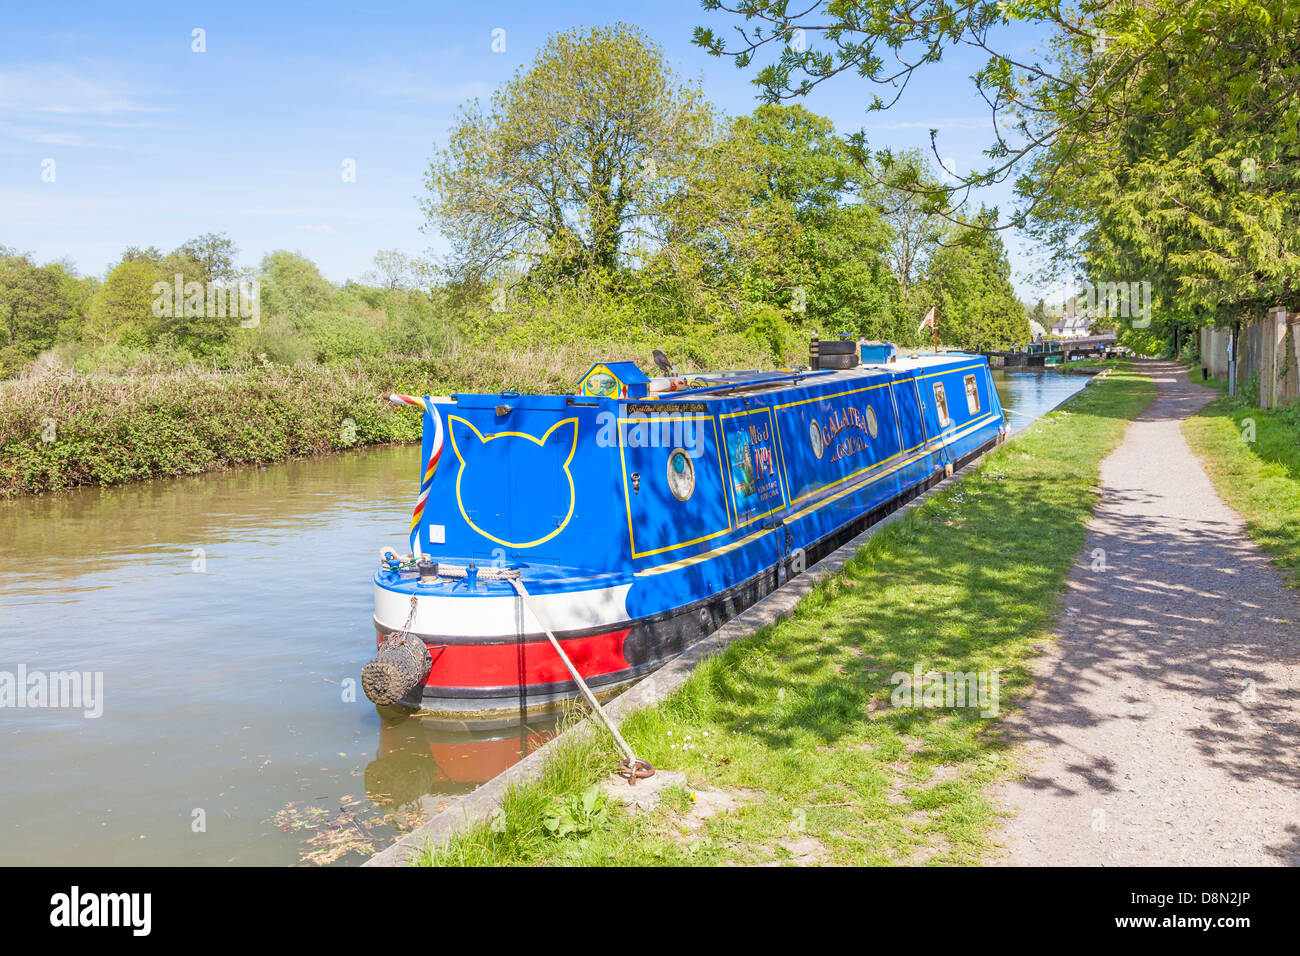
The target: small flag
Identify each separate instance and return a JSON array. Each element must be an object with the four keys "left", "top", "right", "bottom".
[{"left": 917, "top": 307, "right": 936, "bottom": 335}]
